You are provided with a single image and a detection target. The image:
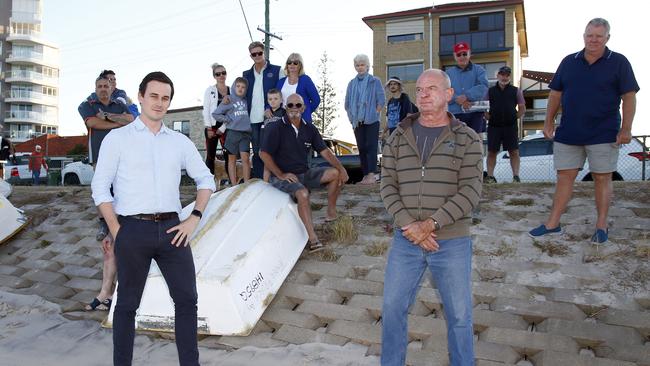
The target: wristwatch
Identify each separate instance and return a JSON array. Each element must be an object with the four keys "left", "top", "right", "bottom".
[
  {"left": 103, "top": 112, "right": 109, "bottom": 121},
  {"left": 429, "top": 218, "right": 441, "bottom": 231},
  {"left": 191, "top": 209, "right": 203, "bottom": 219}
]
